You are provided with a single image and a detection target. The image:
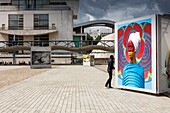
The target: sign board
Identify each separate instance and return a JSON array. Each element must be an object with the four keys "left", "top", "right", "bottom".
[
  {"left": 31, "top": 47, "right": 51, "bottom": 68},
  {"left": 83, "top": 54, "right": 95, "bottom": 66}
]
